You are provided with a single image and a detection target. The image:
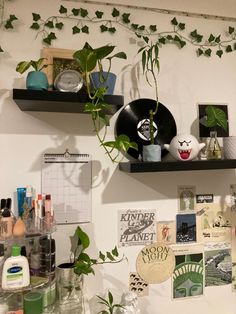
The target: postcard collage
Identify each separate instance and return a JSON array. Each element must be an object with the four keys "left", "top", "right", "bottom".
[{"left": 118, "top": 184, "right": 236, "bottom": 299}]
